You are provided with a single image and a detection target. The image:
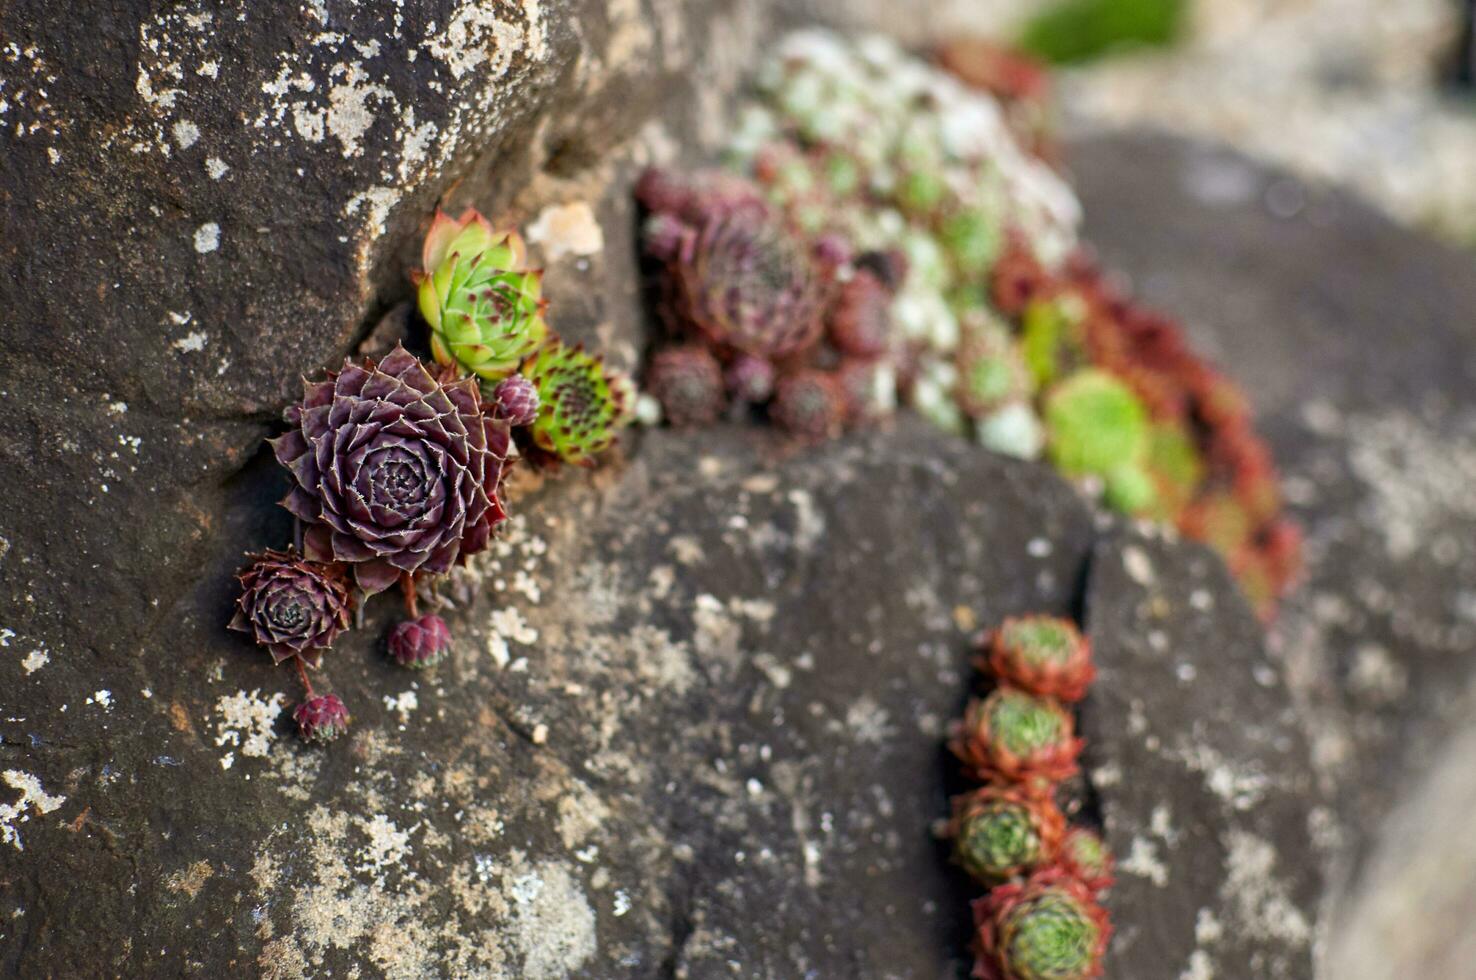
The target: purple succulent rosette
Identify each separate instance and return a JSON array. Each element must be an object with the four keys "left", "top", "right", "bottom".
[
  {"left": 294, "top": 693, "right": 350, "bottom": 743},
  {"left": 229, "top": 548, "right": 351, "bottom": 668},
  {"left": 270, "top": 345, "right": 511, "bottom": 595}
]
